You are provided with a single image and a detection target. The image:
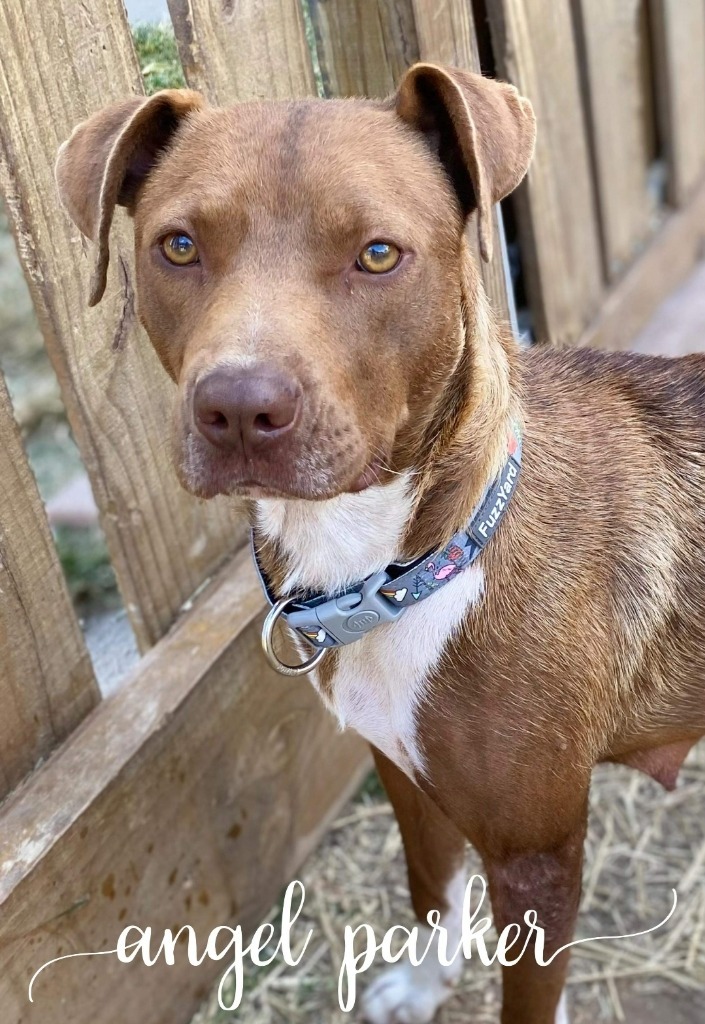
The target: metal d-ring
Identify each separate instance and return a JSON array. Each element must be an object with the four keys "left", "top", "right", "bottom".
[{"left": 261, "top": 597, "right": 328, "bottom": 677}]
